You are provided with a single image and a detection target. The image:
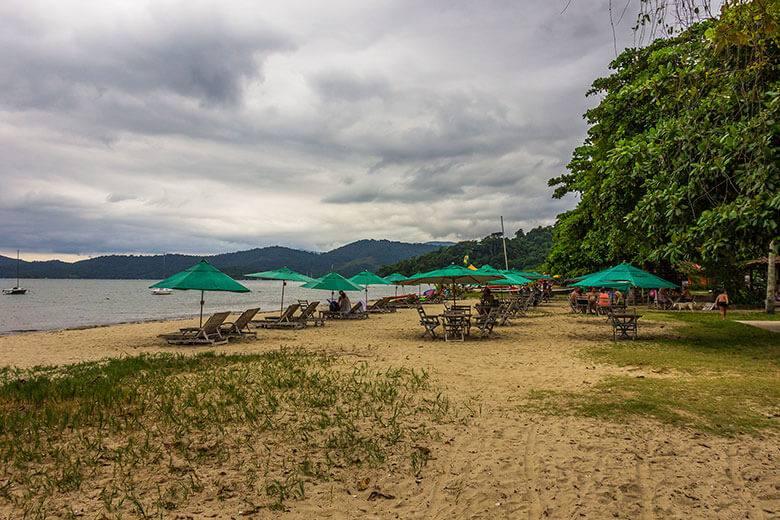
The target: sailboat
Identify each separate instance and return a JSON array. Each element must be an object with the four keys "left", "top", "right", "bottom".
[
  {"left": 3, "top": 250, "right": 27, "bottom": 295},
  {"left": 151, "top": 253, "right": 173, "bottom": 295}
]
